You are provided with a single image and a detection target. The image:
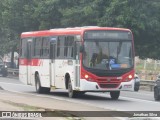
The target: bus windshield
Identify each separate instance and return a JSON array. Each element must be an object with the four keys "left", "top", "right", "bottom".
[{"left": 83, "top": 40, "right": 133, "bottom": 70}]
